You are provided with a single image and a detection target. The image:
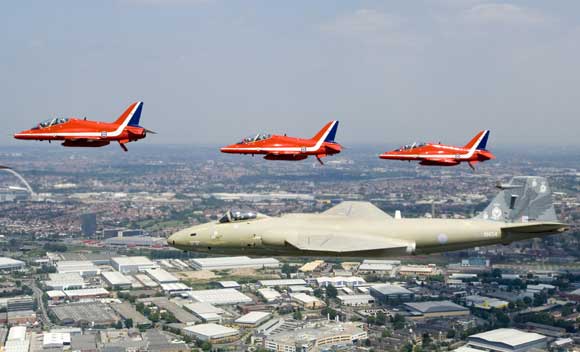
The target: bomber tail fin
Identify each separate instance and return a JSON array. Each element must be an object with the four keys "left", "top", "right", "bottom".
[
  {"left": 464, "top": 130, "right": 490, "bottom": 151},
  {"left": 311, "top": 120, "right": 339, "bottom": 143},
  {"left": 475, "top": 176, "right": 558, "bottom": 223},
  {"left": 113, "top": 101, "right": 144, "bottom": 127}
]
